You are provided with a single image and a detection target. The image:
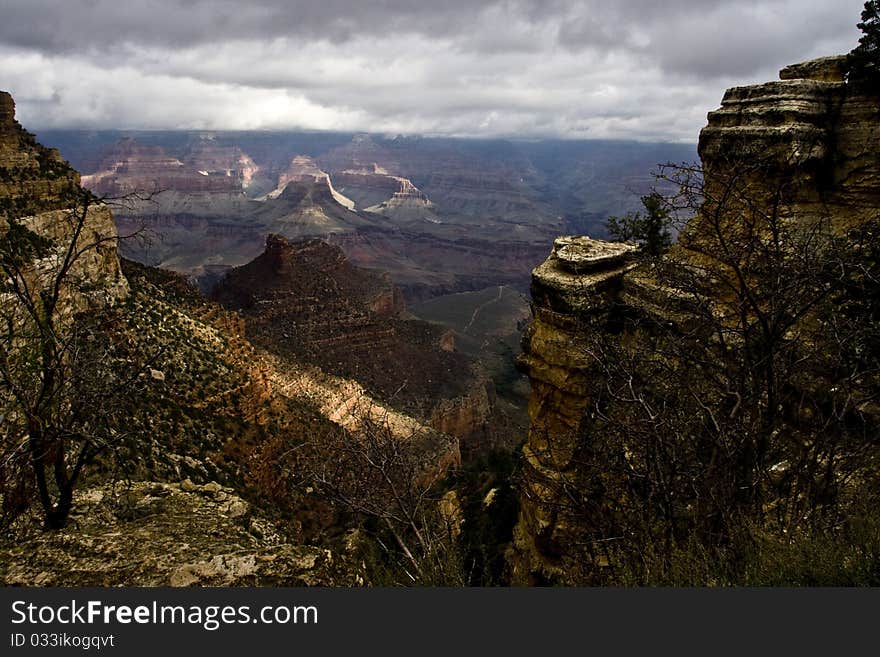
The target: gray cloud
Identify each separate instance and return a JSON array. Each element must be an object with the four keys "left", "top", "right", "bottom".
[{"left": 0, "top": 0, "right": 867, "bottom": 140}]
